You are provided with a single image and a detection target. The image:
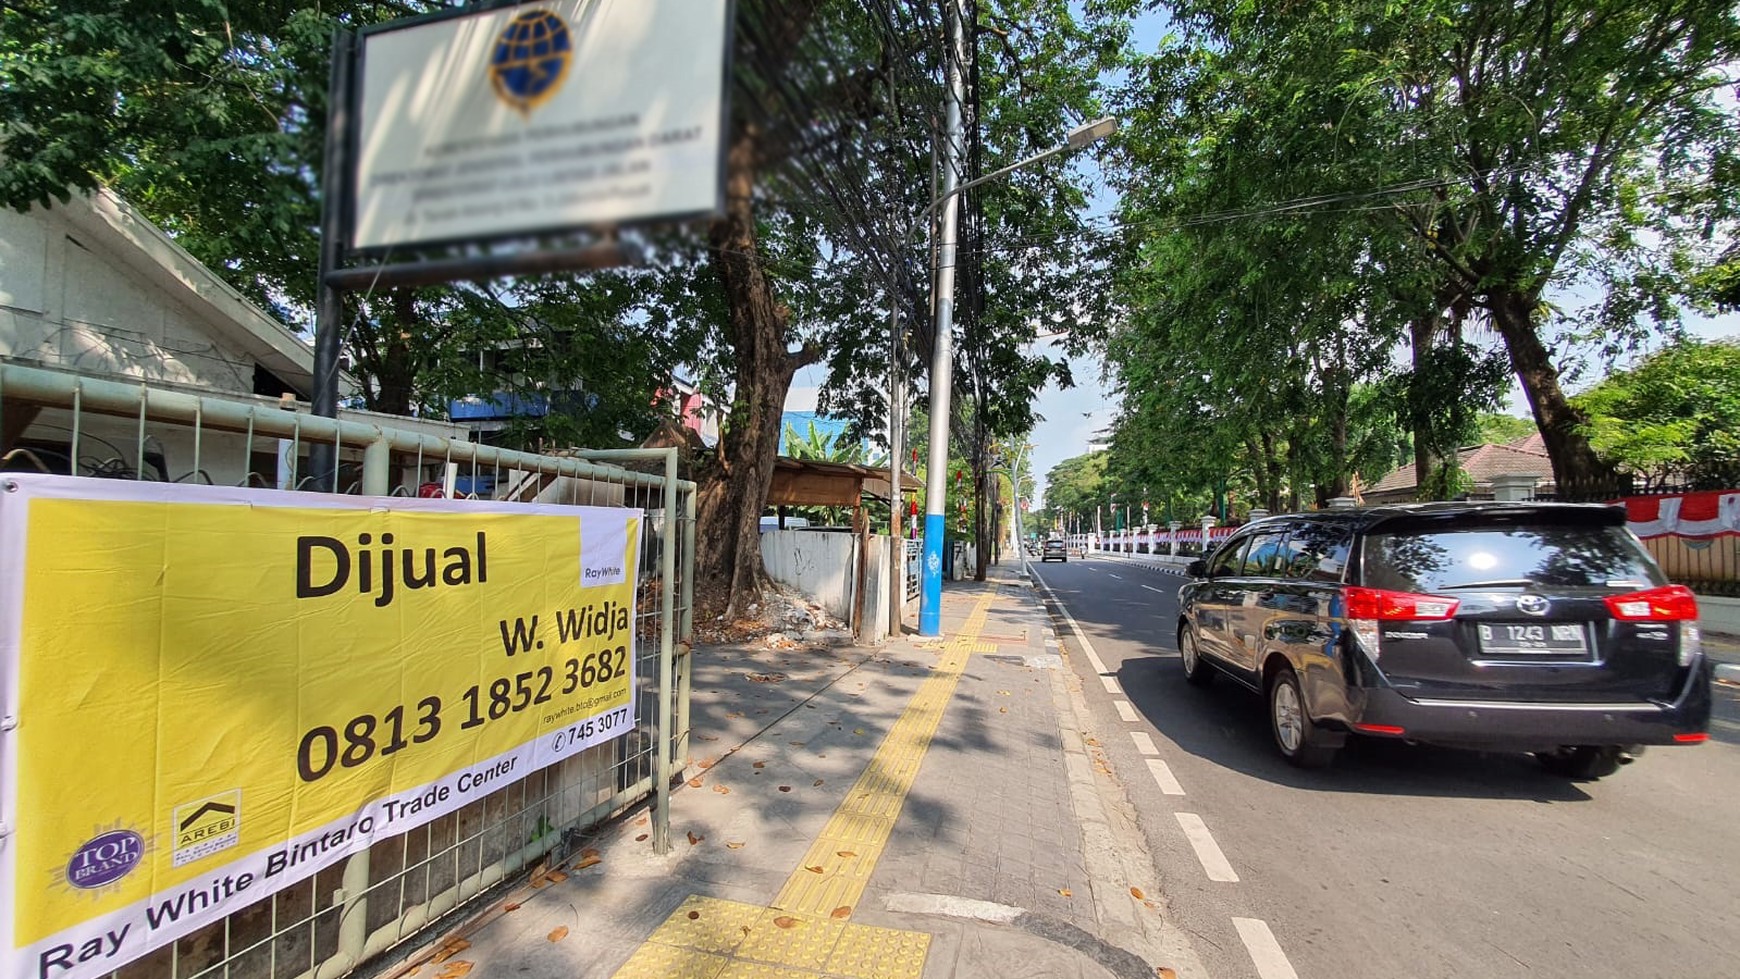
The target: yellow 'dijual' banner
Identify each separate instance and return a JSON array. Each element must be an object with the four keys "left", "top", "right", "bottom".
[{"left": 0, "top": 476, "right": 643, "bottom": 979}]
